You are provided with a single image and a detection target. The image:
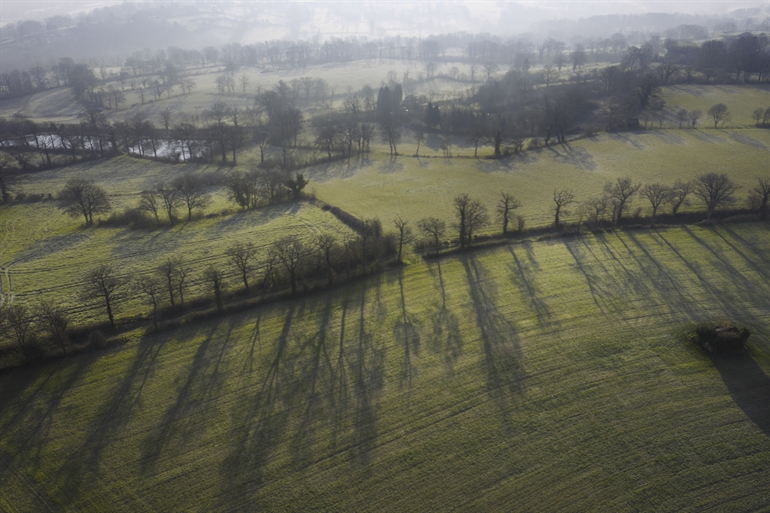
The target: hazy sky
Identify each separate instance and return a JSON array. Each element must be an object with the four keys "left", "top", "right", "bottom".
[{"left": 1, "top": 0, "right": 766, "bottom": 27}]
